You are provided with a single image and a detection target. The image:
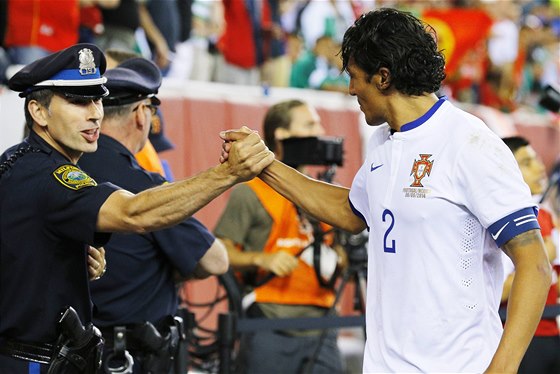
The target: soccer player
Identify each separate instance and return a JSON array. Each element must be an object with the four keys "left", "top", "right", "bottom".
[{"left": 220, "top": 9, "right": 552, "bottom": 373}]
